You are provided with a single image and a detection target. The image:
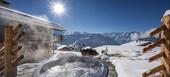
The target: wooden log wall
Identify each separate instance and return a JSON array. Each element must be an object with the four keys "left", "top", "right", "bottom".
[
  {"left": 0, "top": 24, "right": 24, "bottom": 77},
  {"left": 142, "top": 15, "right": 170, "bottom": 77}
]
